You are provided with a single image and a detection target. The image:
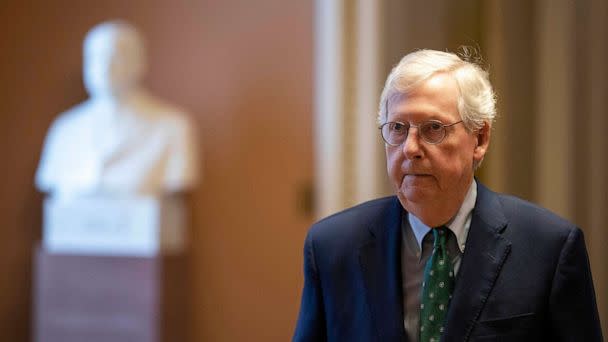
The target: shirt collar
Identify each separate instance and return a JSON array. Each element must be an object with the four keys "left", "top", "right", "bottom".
[{"left": 407, "top": 179, "right": 477, "bottom": 253}]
